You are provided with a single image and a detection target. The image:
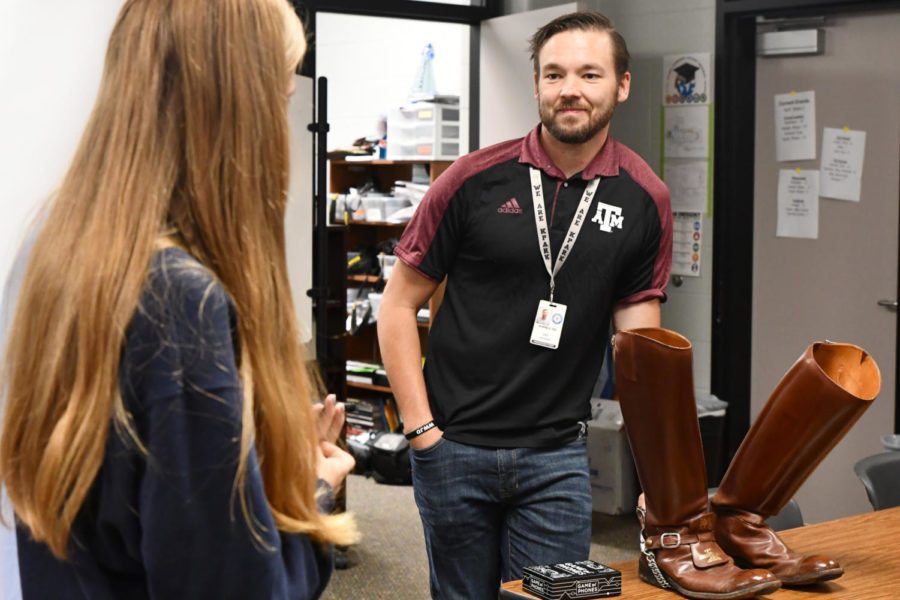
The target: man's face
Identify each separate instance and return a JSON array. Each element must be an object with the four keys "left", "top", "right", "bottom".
[{"left": 534, "top": 29, "right": 630, "bottom": 145}]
